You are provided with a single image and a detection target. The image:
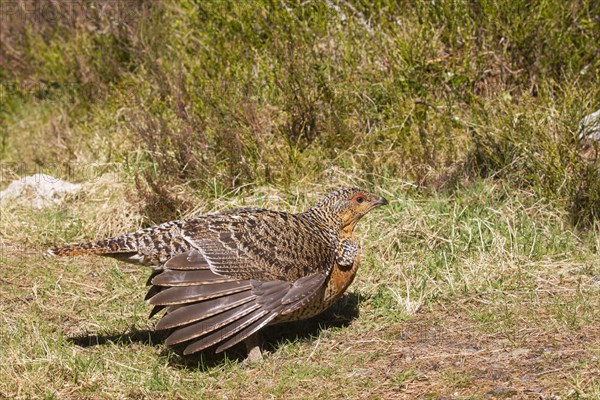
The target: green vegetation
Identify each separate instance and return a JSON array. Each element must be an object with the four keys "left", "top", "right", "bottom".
[{"left": 1, "top": 1, "right": 598, "bottom": 398}]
